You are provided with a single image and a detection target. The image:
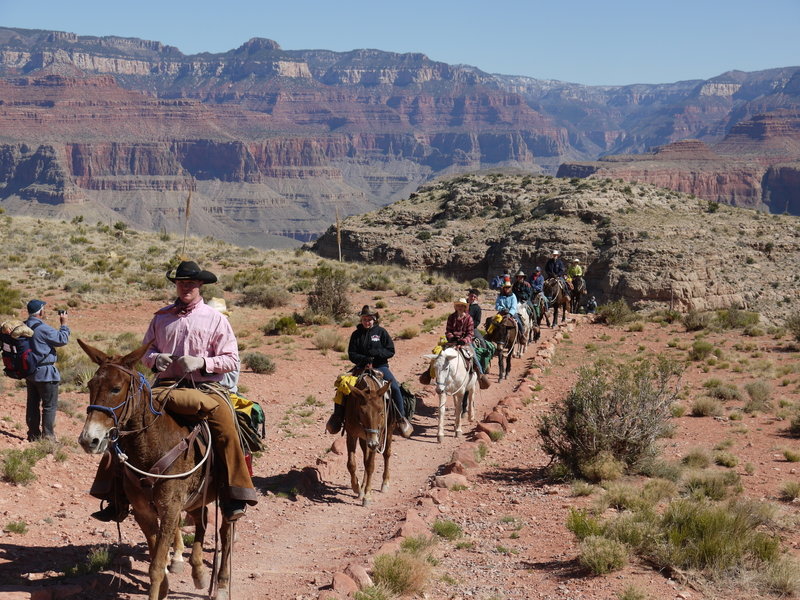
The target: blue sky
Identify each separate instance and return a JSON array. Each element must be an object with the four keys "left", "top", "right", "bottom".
[{"left": 1, "top": 0, "right": 798, "bottom": 86}]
